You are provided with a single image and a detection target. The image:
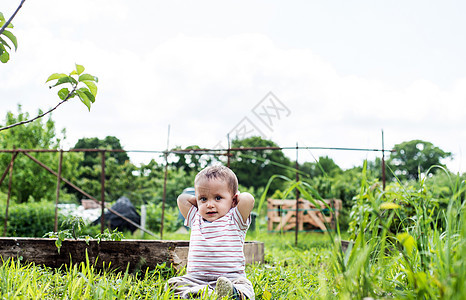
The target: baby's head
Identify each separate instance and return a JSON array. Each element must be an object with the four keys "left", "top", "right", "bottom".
[
  {"left": 194, "top": 165, "right": 238, "bottom": 221},
  {"left": 195, "top": 165, "right": 238, "bottom": 196}
]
